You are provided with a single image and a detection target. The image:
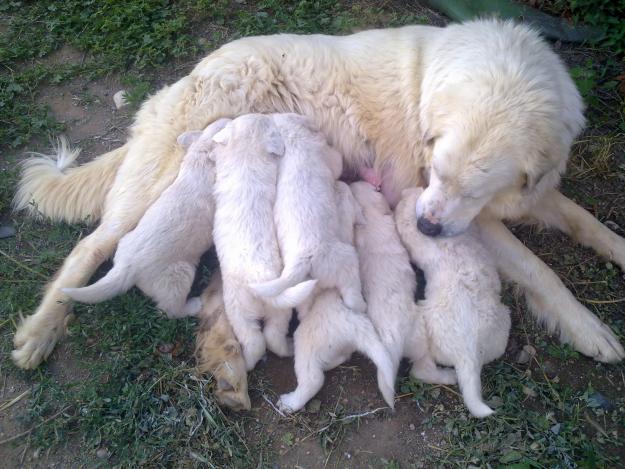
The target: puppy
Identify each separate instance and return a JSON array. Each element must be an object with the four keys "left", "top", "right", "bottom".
[
  {"left": 62, "top": 119, "right": 230, "bottom": 318},
  {"left": 195, "top": 271, "right": 251, "bottom": 411},
  {"left": 277, "top": 183, "right": 395, "bottom": 414},
  {"left": 351, "top": 181, "right": 456, "bottom": 386},
  {"left": 395, "top": 188, "right": 511, "bottom": 418},
  {"left": 250, "top": 113, "right": 366, "bottom": 313},
  {"left": 210, "top": 114, "right": 317, "bottom": 370}
]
